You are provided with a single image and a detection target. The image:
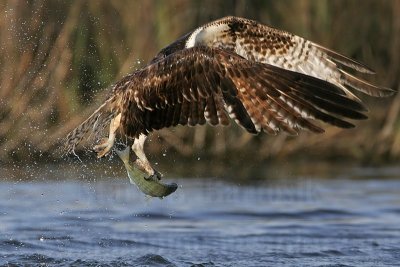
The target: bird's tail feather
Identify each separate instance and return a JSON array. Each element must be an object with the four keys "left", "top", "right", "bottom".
[{"left": 64, "top": 95, "right": 119, "bottom": 155}]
